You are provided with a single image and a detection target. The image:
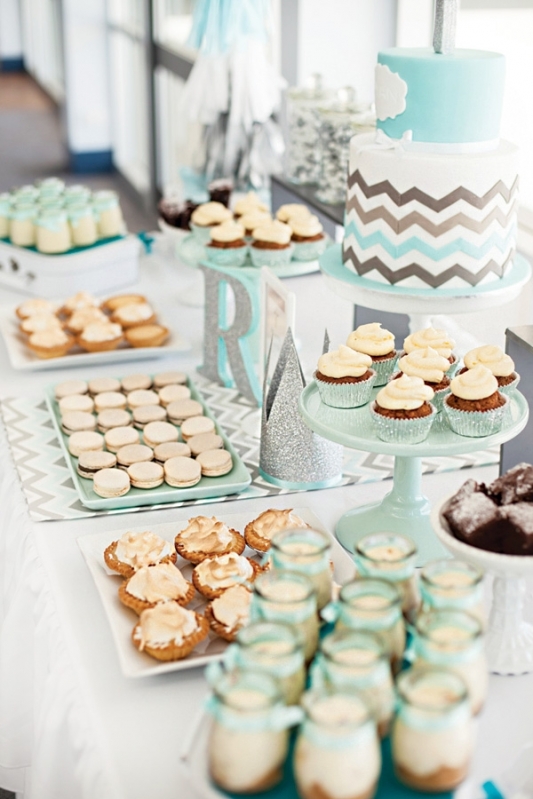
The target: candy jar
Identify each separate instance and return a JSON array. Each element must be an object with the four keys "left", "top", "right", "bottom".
[{"left": 285, "top": 74, "right": 331, "bottom": 185}]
